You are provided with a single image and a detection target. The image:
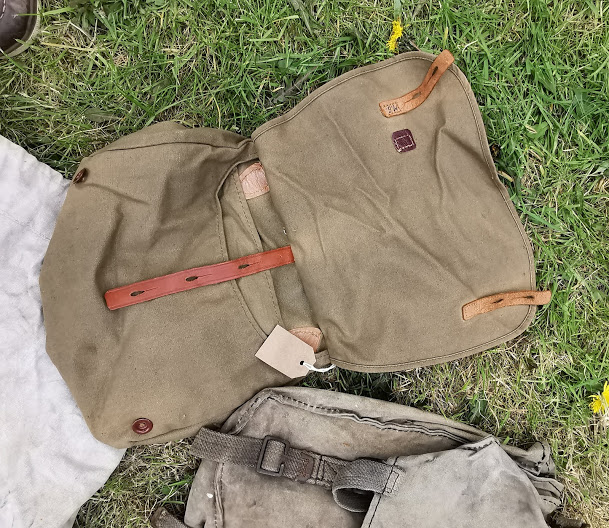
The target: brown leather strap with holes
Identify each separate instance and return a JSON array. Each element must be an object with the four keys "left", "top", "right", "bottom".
[
  {"left": 104, "top": 246, "right": 295, "bottom": 310},
  {"left": 462, "top": 290, "right": 552, "bottom": 321},
  {"left": 379, "top": 50, "right": 455, "bottom": 117}
]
